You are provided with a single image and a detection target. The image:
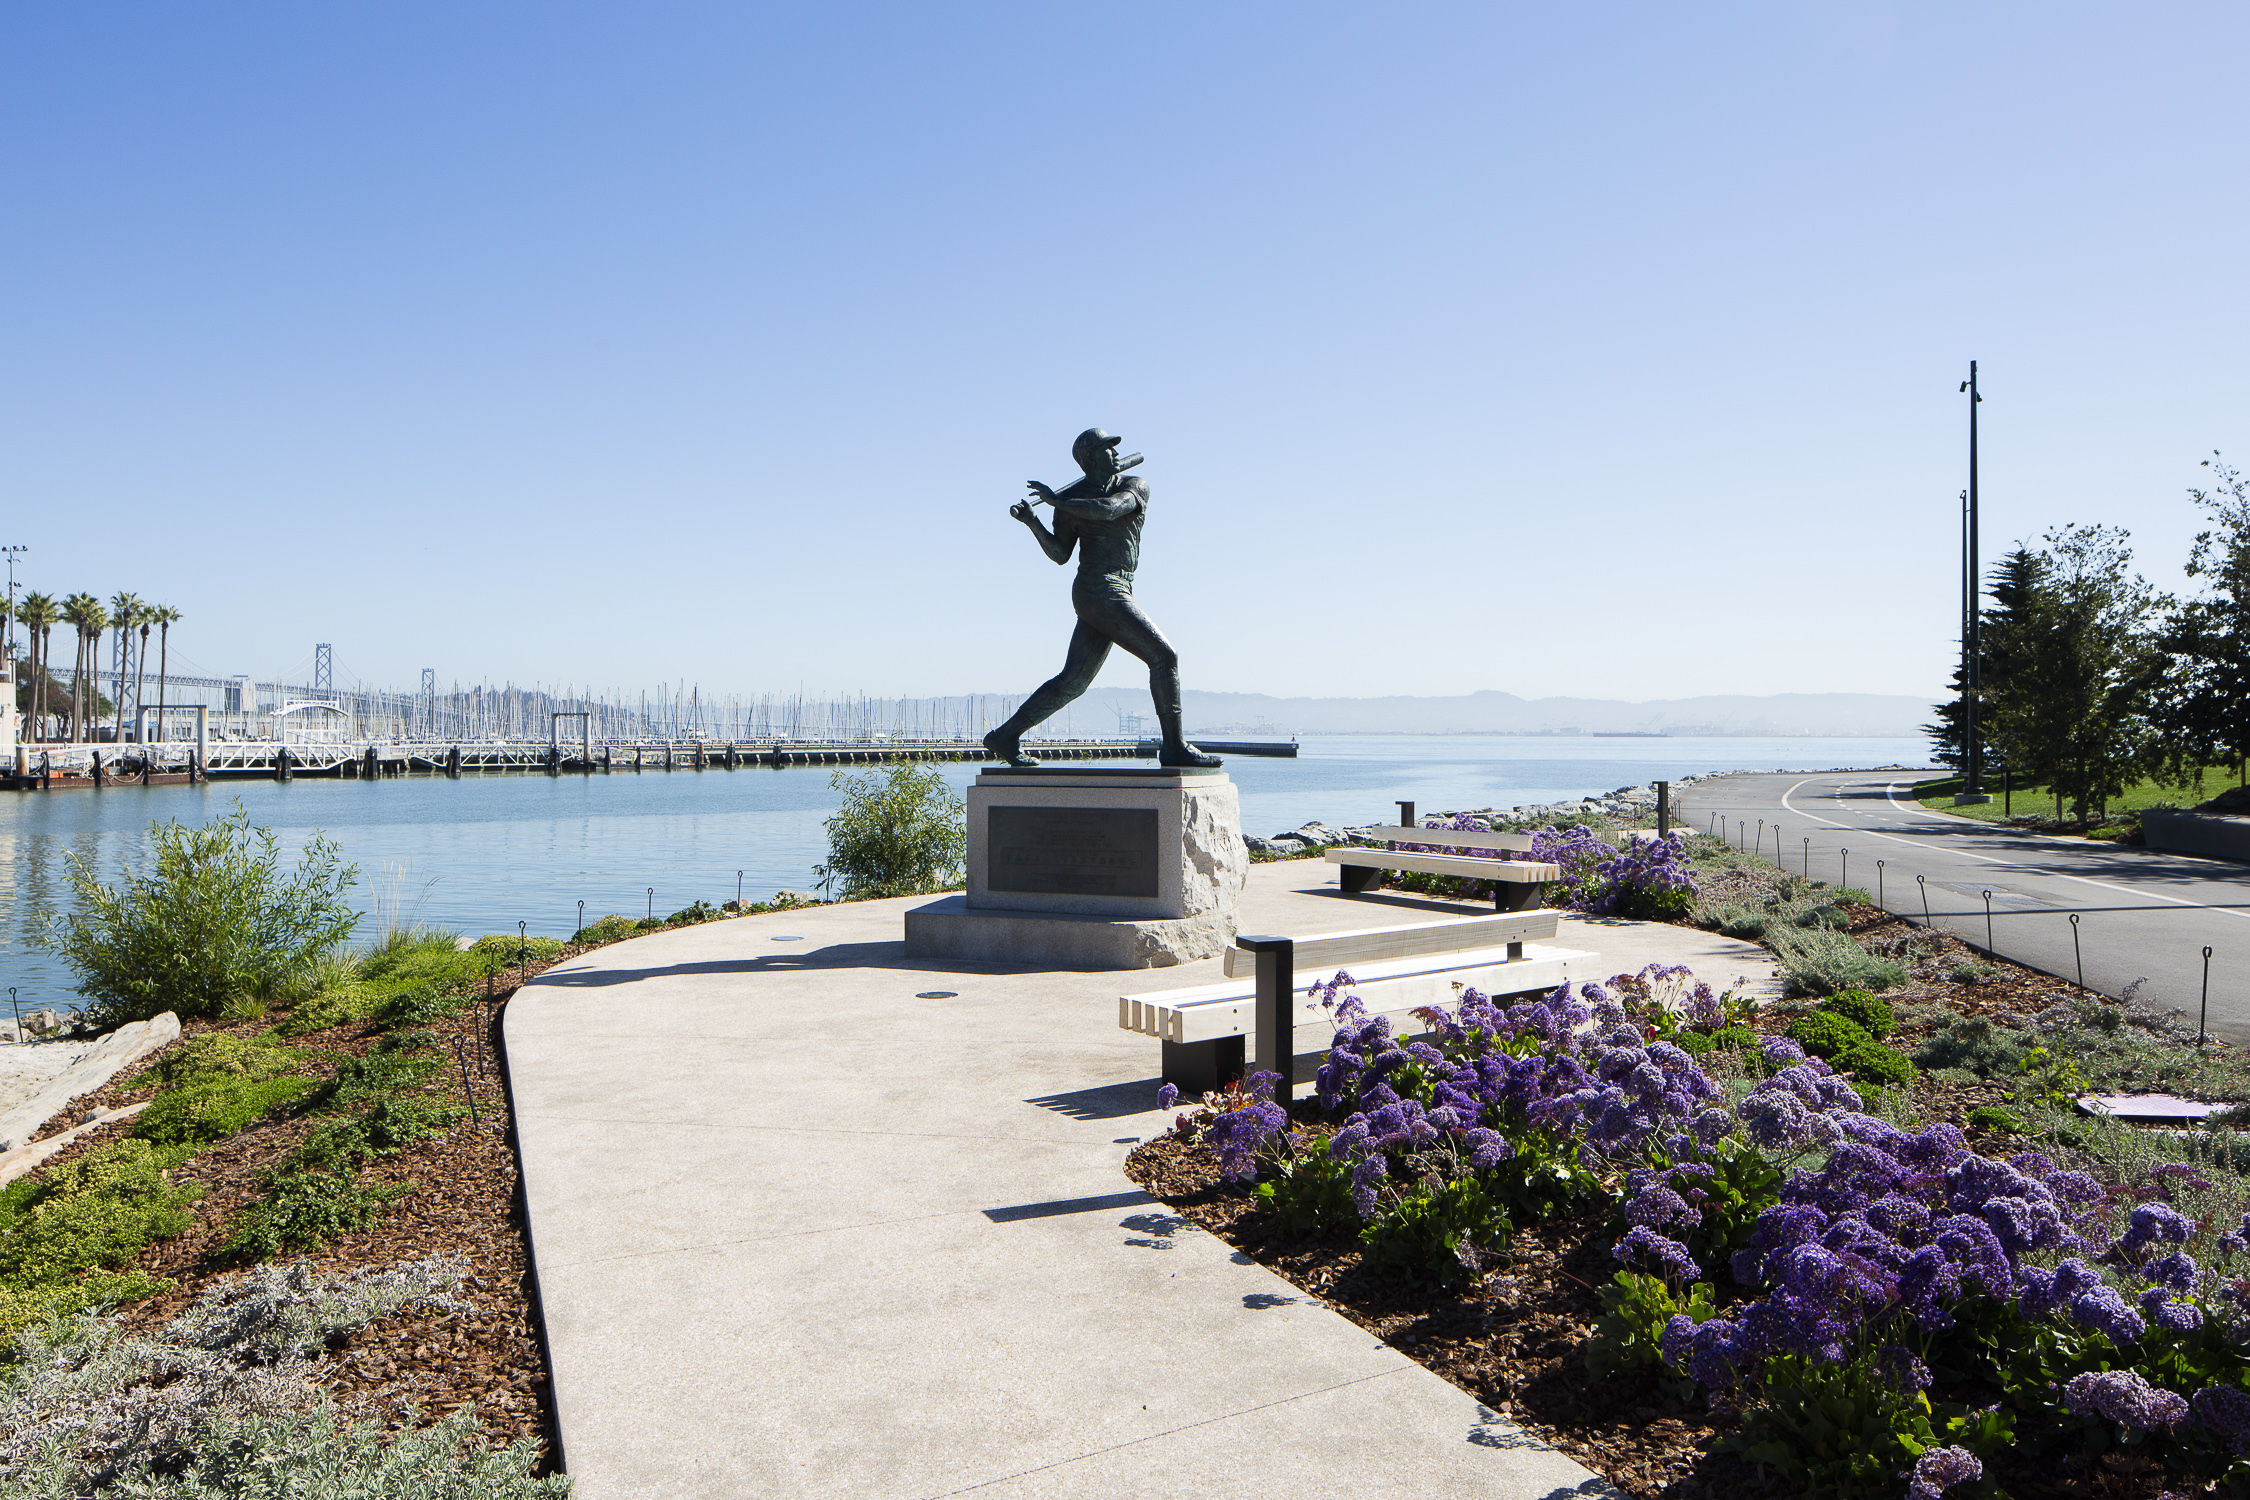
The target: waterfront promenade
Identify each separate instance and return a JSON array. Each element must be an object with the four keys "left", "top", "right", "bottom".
[{"left": 504, "top": 861, "right": 1777, "bottom": 1498}]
